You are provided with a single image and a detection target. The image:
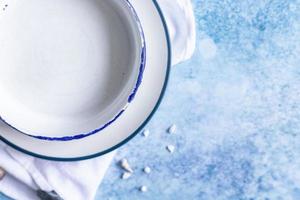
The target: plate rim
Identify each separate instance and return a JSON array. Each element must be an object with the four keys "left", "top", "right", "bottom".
[{"left": 0, "top": 0, "right": 171, "bottom": 161}]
